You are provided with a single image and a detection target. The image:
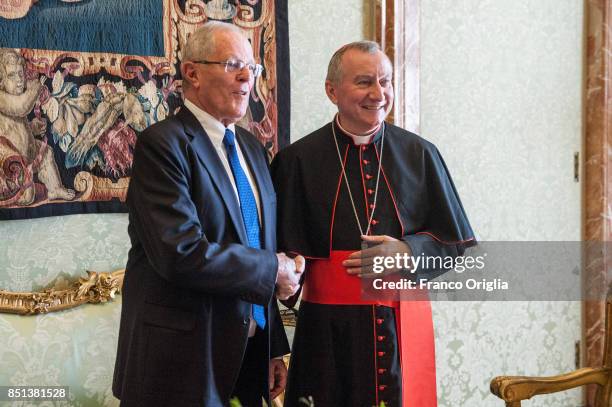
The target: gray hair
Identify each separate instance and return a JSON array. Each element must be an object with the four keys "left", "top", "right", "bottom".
[
  {"left": 183, "top": 21, "right": 246, "bottom": 62},
  {"left": 0, "top": 50, "right": 25, "bottom": 80},
  {"left": 326, "top": 41, "right": 389, "bottom": 84}
]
